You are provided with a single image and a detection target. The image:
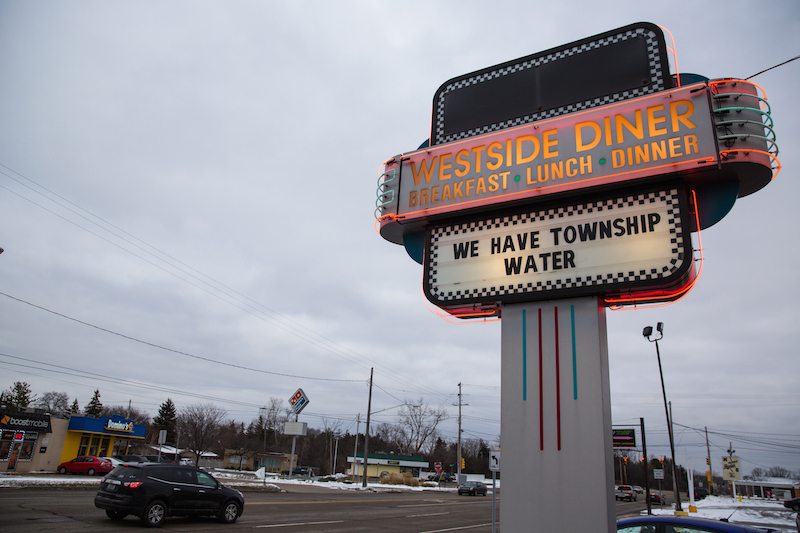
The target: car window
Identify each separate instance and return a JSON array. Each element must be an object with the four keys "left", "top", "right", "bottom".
[
  {"left": 172, "top": 468, "right": 195, "bottom": 484},
  {"left": 148, "top": 467, "right": 177, "bottom": 482},
  {"left": 618, "top": 526, "right": 656, "bottom": 533},
  {"left": 106, "top": 466, "right": 143, "bottom": 480},
  {"left": 664, "top": 524, "right": 715, "bottom": 533},
  {"left": 196, "top": 471, "right": 217, "bottom": 488}
]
